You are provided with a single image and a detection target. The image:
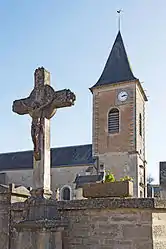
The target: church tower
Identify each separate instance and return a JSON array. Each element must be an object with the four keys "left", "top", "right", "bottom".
[{"left": 90, "top": 31, "right": 148, "bottom": 197}]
